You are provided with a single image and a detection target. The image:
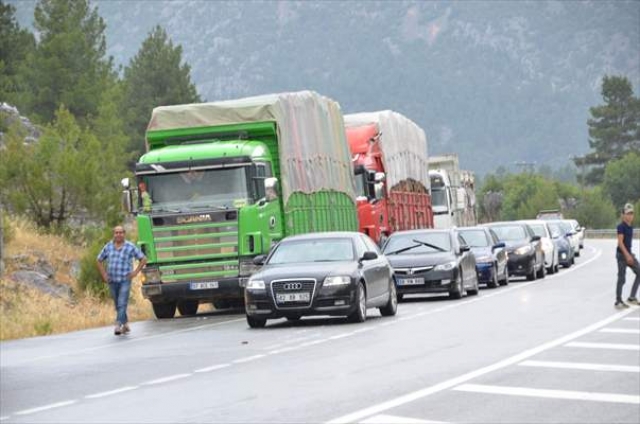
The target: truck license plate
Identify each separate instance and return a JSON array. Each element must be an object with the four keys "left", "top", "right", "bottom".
[
  {"left": 399, "top": 277, "right": 424, "bottom": 286},
  {"left": 190, "top": 281, "right": 219, "bottom": 290},
  {"left": 277, "top": 292, "right": 310, "bottom": 303}
]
